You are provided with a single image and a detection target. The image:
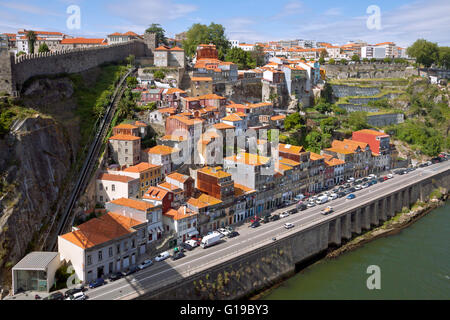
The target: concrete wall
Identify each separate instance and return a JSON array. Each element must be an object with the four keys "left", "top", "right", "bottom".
[
  {"left": 367, "top": 113, "right": 404, "bottom": 127},
  {"left": 323, "top": 63, "right": 417, "bottom": 80},
  {"left": 135, "top": 167, "right": 450, "bottom": 300}
]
